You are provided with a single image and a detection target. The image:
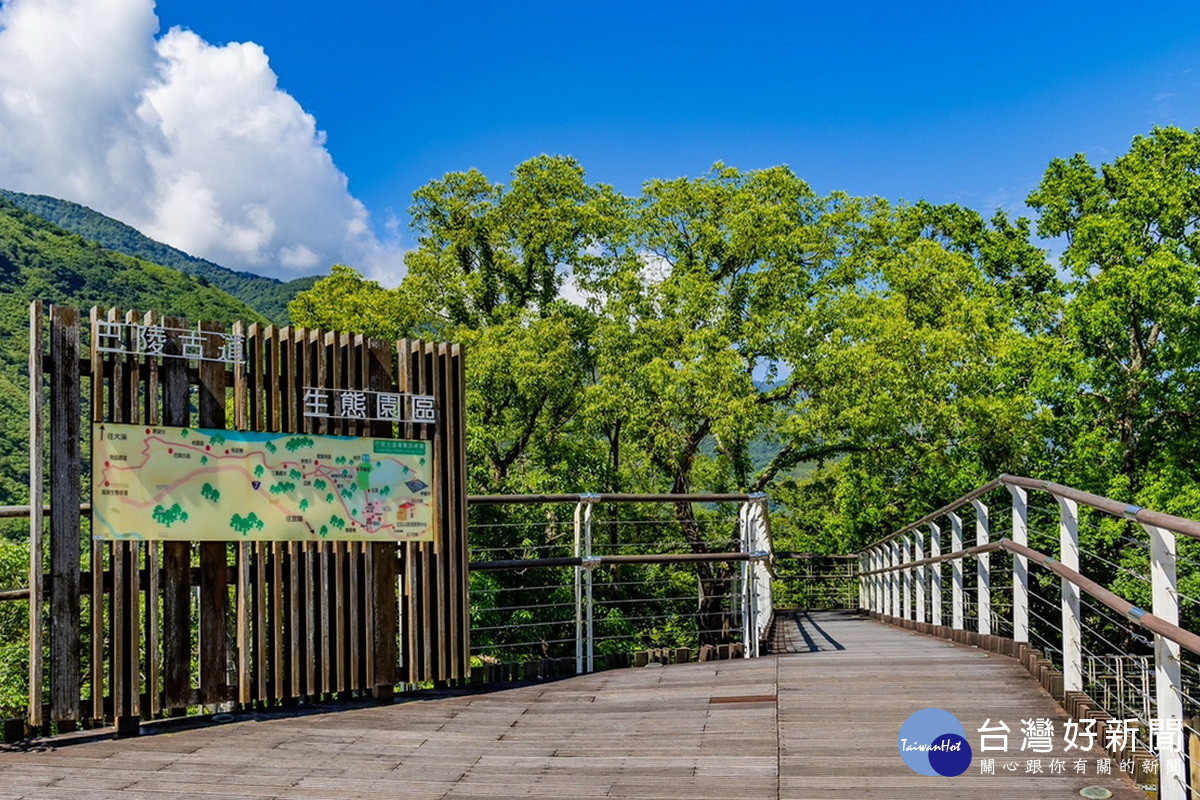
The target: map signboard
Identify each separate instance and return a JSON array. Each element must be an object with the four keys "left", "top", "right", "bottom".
[{"left": 92, "top": 423, "right": 434, "bottom": 542}]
